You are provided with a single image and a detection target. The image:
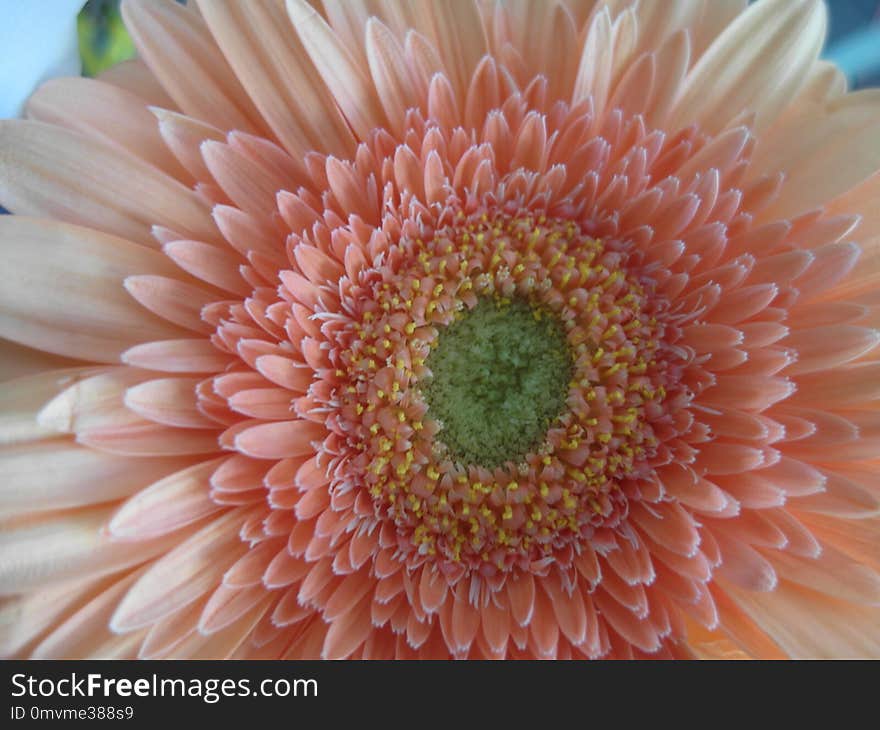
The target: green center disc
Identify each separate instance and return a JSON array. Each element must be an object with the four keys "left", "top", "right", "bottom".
[{"left": 422, "top": 297, "right": 574, "bottom": 468}]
